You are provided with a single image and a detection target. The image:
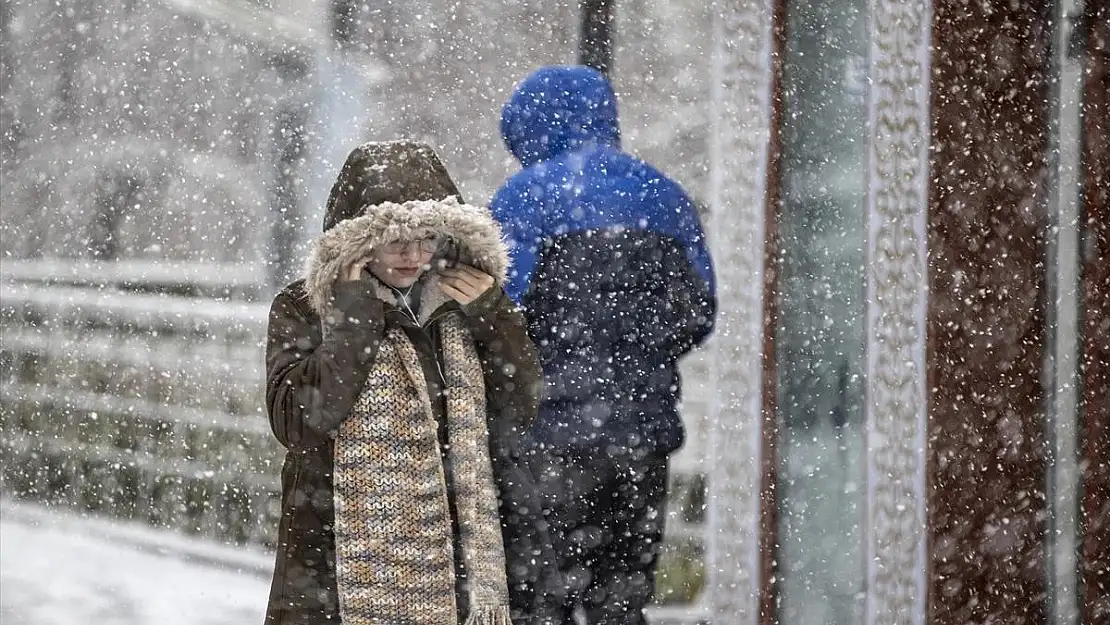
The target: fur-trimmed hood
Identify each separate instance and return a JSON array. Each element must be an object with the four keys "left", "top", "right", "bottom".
[
  {"left": 321, "top": 140, "right": 463, "bottom": 233},
  {"left": 304, "top": 197, "right": 509, "bottom": 319},
  {"left": 303, "top": 140, "right": 507, "bottom": 320}
]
